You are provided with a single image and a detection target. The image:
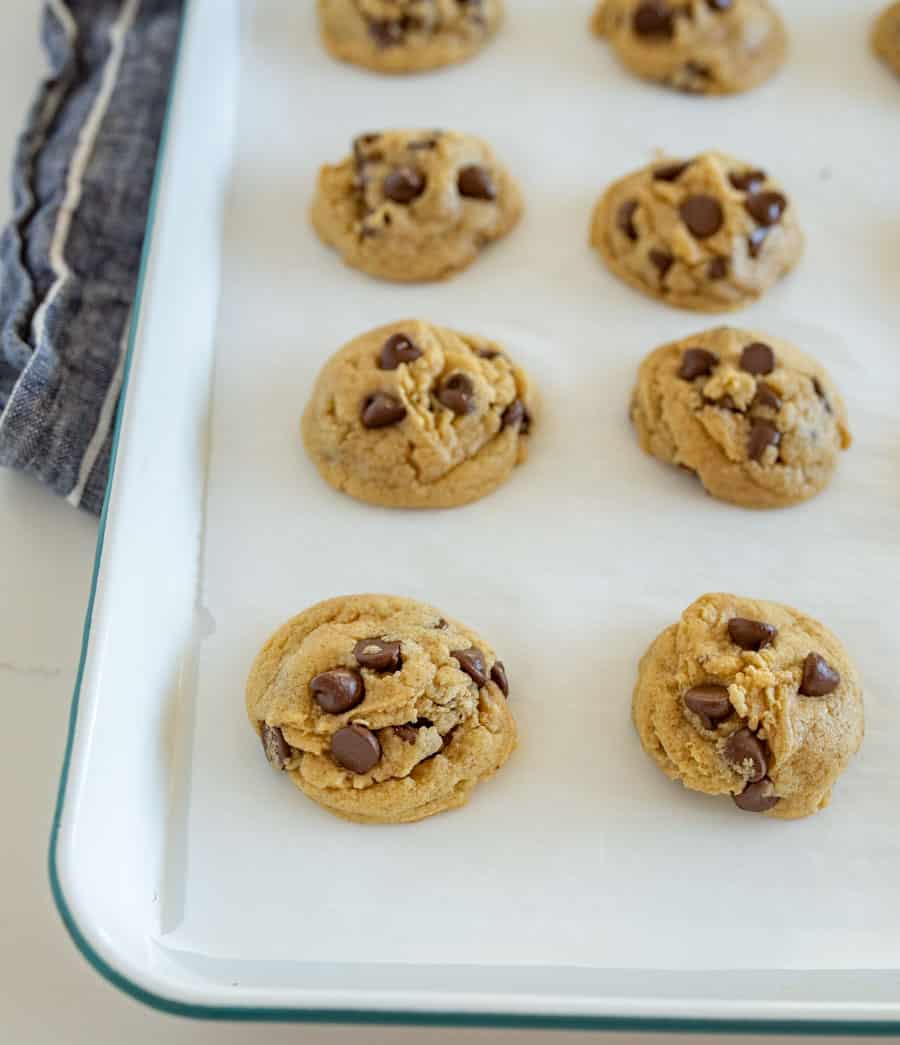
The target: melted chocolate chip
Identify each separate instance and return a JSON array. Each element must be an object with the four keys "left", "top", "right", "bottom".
[
  {"left": 740, "top": 341, "right": 776, "bottom": 375},
  {"left": 734, "top": 777, "right": 779, "bottom": 812},
  {"left": 617, "top": 199, "right": 639, "bottom": 241},
  {"left": 451, "top": 647, "right": 489, "bottom": 686},
  {"left": 747, "top": 227, "right": 768, "bottom": 258},
  {"left": 457, "top": 165, "right": 496, "bottom": 200},
  {"left": 708, "top": 256, "right": 729, "bottom": 281},
  {"left": 678, "top": 348, "right": 718, "bottom": 380},
  {"left": 383, "top": 166, "right": 426, "bottom": 204},
  {"left": 310, "top": 668, "right": 365, "bottom": 714},
  {"left": 728, "top": 618, "right": 777, "bottom": 651},
  {"left": 745, "top": 191, "right": 787, "bottom": 227},
  {"left": 379, "top": 333, "right": 422, "bottom": 370},
  {"left": 729, "top": 169, "right": 767, "bottom": 193},
  {"left": 708, "top": 394, "right": 740, "bottom": 412},
  {"left": 354, "top": 638, "right": 402, "bottom": 673},
  {"left": 748, "top": 419, "right": 782, "bottom": 462},
  {"left": 478, "top": 348, "right": 501, "bottom": 360},
  {"left": 368, "top": 19, "right": 405, "bottom": 47},
  {"left": 707, "top": 0, "right": 735, "bottom": 10},
  {"left": 653, "top": 161, "right": 690, "bottom": 182},
  {"left": 490, "top": 661, "right": 509, "bottom": 698},
  {"left": 437, "top": 374, "right": 476, "bottom": 415},
  {"left": 393, "top": 724, "right": 419, "bottom": 744},
  {"left": 679, "top": 195, "right": 724, "bottom": 238},
  {"left": 724, "top": 728, "right": 768, "bottom": 783},
  {"left": 331, "top": 724, "right": 381, "bottom": 774},
  {"left": 753, "top": 382, "right": 782, "bottom": 411},
  {"left": 649, "top": 248, "right": 673, "bottom": 278},
  {"left": 633, "top": 0, "right": 674, "bottom": 37},
  {"left": 361, "top": 392, "right": 407, "bottom": 429},
  {"left": 799, "top": 653, "right": 841, "bottom": 697},
  {"left": 501, "top": 399, "right": 530, "bottom": 432},
  {"left": 683, "top": 684, "right": 732, "bottom": 729},
  {"left": 260, "top": 723, "right": 292, "bottom": 770}
]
